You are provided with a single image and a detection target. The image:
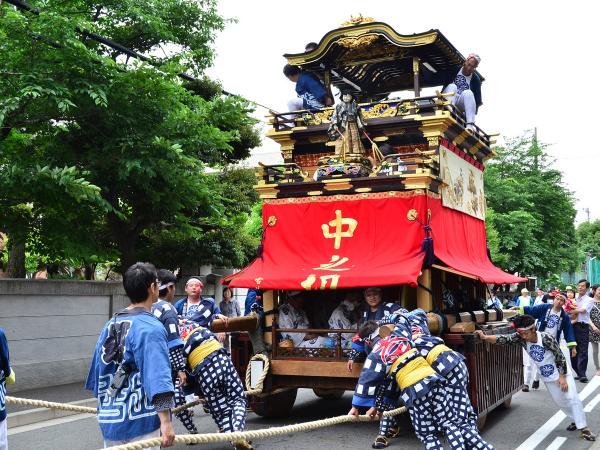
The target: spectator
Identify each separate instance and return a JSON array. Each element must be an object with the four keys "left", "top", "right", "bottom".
[
  {"left": 1, "top": 327, "right": 15, "bottom": 449},
  {"left": 86, "top": 262, "right": 175, "bottom": 449},
  {"left": 517, "top": 288, "right": 533, "bottom": 307},
  {"left": 219, "top": 287, "right": 241, "bottom": 319},
  {"left": 283, "top": 64, "right": 333, "bottom": 112},
  {"left": 534, "top": 288, "right": 545, "bottom": 305},
  {"left": 487, "top": 291, "right": 503, "bottom": 309},
  {"left": 589, "top": 284, "right": 600, "bottom": 376},
  {"left": 570, "top": 279, "right": 594, "bottom": 383}
]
